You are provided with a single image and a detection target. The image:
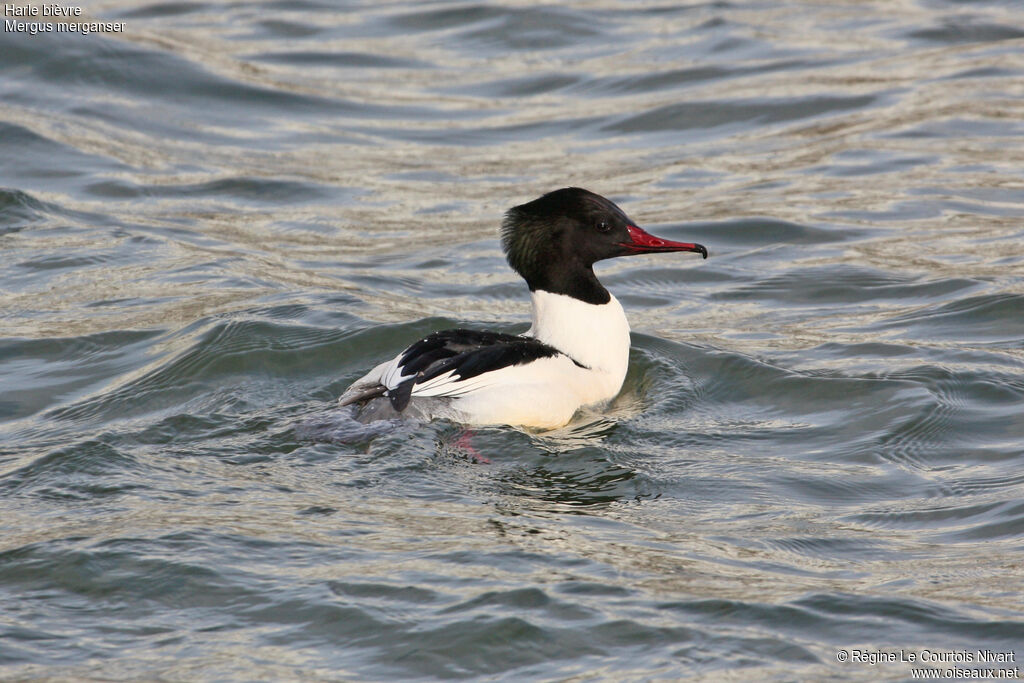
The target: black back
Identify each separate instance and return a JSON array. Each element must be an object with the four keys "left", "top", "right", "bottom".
[{"left": 387, "top": 328, "right": 574, "bottom": 411}]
